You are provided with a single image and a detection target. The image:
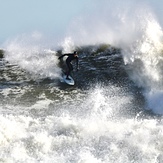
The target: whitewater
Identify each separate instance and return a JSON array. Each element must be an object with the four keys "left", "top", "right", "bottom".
[{"left": 1, "top": 0, "right": 163, "bottom": 162}]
